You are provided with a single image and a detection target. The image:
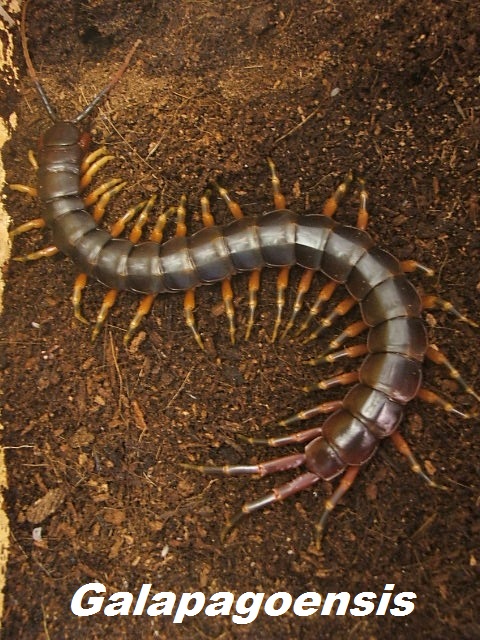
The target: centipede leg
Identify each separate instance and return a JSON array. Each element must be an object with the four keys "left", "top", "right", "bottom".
[
  {"left": 72, "top": 273, "right": 89, "bottom": 325},
  {"left": 183, "top": 451, "right": 307, "bottom": 478},
  {"left": 9, "top": 160, "right": 52, "bottom": 262},
  {"left": 206, "top": 188, "right": 243, "bottom": 344},
  {"left": 266, "top": 159, "right": 294, "bottom": 342},
  {"left": 271, "top": 266, "right": 290, "bottom": 342},
  {"left": 416, "top": 387, "right": 471, "bottom": 418},
  {"left": 293, "top": 174, "right": 365, "bottom": 339},
  {"left": 80, "top": 149, "right": 115, "bottom": 189},
  {"left": 71, "top": 180, "right": 128, "bottom": 325},
  {"left": 170, "top": 195, "right": 207, "bottom": 348},
  {"left": 245, "top": 270, "right": 260, "bottom": 341},
  {"left": 84, "top": 179, "right": 127, "bottom": 221},
  {"left": 425, "top": 345, "right": 480, "bottom": 404},
  {"left": 286, "top": 174, "right": 352, "bottom": 338},
  {"left": 295, "top": 280, "right": 338, "bottom": 337},
  {"left": 422, "top": 294, "right": 478, "bottom": 328},
  {"left": 9, "top": 183, "right": 38, "bottom": 199},
  {"left": 240, "top": 400, "right": 341, "bottom": 442},
  {"left": 308, "top": 343, "right": 369, "bottom": 366},
  {"left": 280, "top": 269, "right": 314, "bottom": 341},
  {"left": 400, "top": 260, "right": 435, "bottom": 277},
  {"left": 91, "top": 196, "right": 156, "bottom": 341},
  {"left": 315, "top": 465, "right": 360, "bottom": 548},
  {"left": 323, "top": 171, "right": 353, "bottom": 217},
  {"left": 183, "top": 451, "right": 320, "bottom": 540},
  {"left": 314, "top": 320, "right": 369, "bottom": 361},
  {"left": 124, "top": 206, "right": 176, "bottom": 346},
  {"left": 213, "top": 182, "right": 262, "bottom": 342},
  {"left": 9, "top": 215, "right": 44, "bottom": 237},
  {"left": 9, "top": 148, "right": 39, "bottom": 198},
  {"left": 303, "top": 295, "right": 357, "bottom": 344},
  {"left": 213, "top": 178, "right": 261, "bottom": 341},
  {"left": 389, "top": 431, "right": 443, "bottom": 489},
  {"left": 13, "top": 245, "right": 59, "bottom": 262},
  {"left": 81, "top": 146, "right": 110, "bottom": 173},
  {"left": 8, "top": 179, "right": 45, "bottom": 255},
  {"left": 355, "top": 178, "right": 369, "bottom": 230},
  {"left": 222, "top": 471, "right": 320, "bottom": 542},
  {"left": 212, "top": 166, "right": 287, "bottom": 342},
  {"left": 275, "top": 399, "right": 343, "bottom": 428},
  {"left": 303, "top": 370, "right": 359, "bottom": 393}
]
